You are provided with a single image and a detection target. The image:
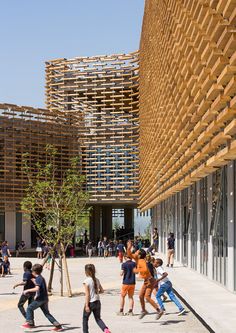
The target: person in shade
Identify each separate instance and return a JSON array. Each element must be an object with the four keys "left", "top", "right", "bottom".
[
  {"left": 21, "top": 264, "right": 63, "bottom": 331},
  {"left": 1, "top": 255, "right": 11, "bottom": 276},
  {"left": 83, "top": 264, "right": 111, "bottom": 333},
  {"left": 167, "top": 233, "right": 175, "bottom": 267},
  {"left": 155, "top": 258, "right": 186, "bottom": 316},
  {"left": 117, "top": 254, "right": 136, "bottom": 316},
  {"left": 126, "top": 241, "right": 163, "bottom": 320},
  {"left": 13, "top": 261, "right": 36, "bottom": 325}
]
